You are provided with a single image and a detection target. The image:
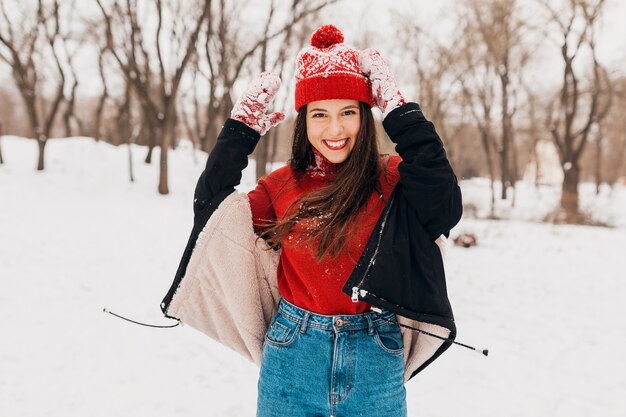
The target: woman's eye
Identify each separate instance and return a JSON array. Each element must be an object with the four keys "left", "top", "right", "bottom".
[
  {"left": 343, "top": 110, "right": 357, "bottom": 116},
  {"left": 312, "top": 113, "right": 326, "bottom": 118}
]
